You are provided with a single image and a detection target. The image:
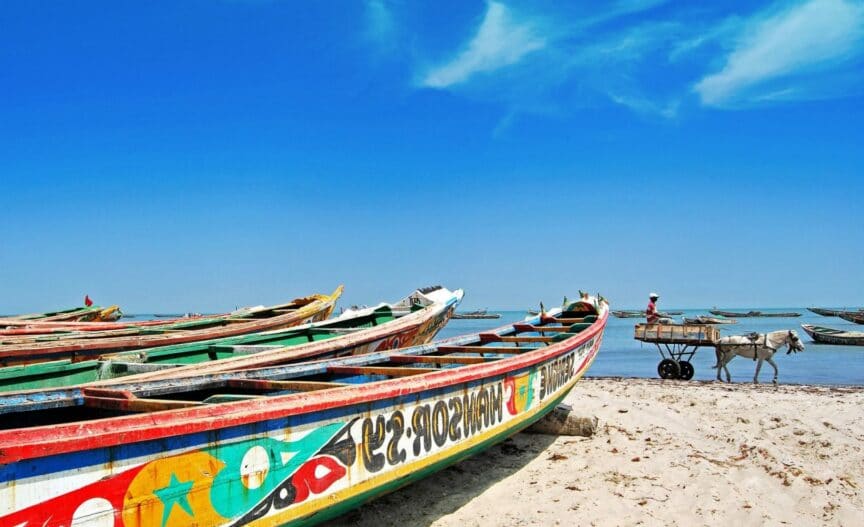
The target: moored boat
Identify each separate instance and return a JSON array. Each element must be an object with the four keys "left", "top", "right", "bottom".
[
  {"left": 807, "top": 307, "right": 863, "bottom": 317},
  {"left": 709, "top": 309, "right": 800, "bottom": 318},
  {"left": 838, "top": 312, "right": 864, "bottom": 325},
  {"left": 0, "top": 288, "right": 343, "bottom": 366},
  {"left": 452, "top": 309, "right": 501, "bottom": 320},
  {"left": 612, "top": 310, "right": 644, "bottom": 318},
  {"left": 0, "top": 294, "right": 607, "bottom": 527},
  {"left": 0, "top": 286, "right": 462, "bottom": 392},
  {"left": 801, "top": 324, "right": 864, "bottom": 346},
  {"left": 4, "top": 303, "right": 122, "bottom": 323},
  {"left": 683, "top": 315, "right": 737, "bottom": 325}
]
